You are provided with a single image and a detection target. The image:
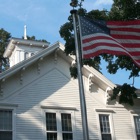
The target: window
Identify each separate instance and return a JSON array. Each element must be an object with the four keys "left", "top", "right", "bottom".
[
  {"left": 45, "top": 111, "right": 74, "bottom": 140},
  {"left": 99, "top": 114, "right": 112, "bottom": 140},
  {"left": 46, "top": 113, "right": 57, "bottom": 140},
  {"left": 61, "top": 113, "right": 73, "bottom": 140},
  {"left": 134, "top": 116, "right": 140, "bottom": 140},
  {"left": 31, "top": 53, "right": 34, "bottom": 56},
  {"left": 24, "top": 52, "right": 29, "bottom": 59},
  {"left": 0, "top": 110, "right": 12, "bottom": 140}
]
